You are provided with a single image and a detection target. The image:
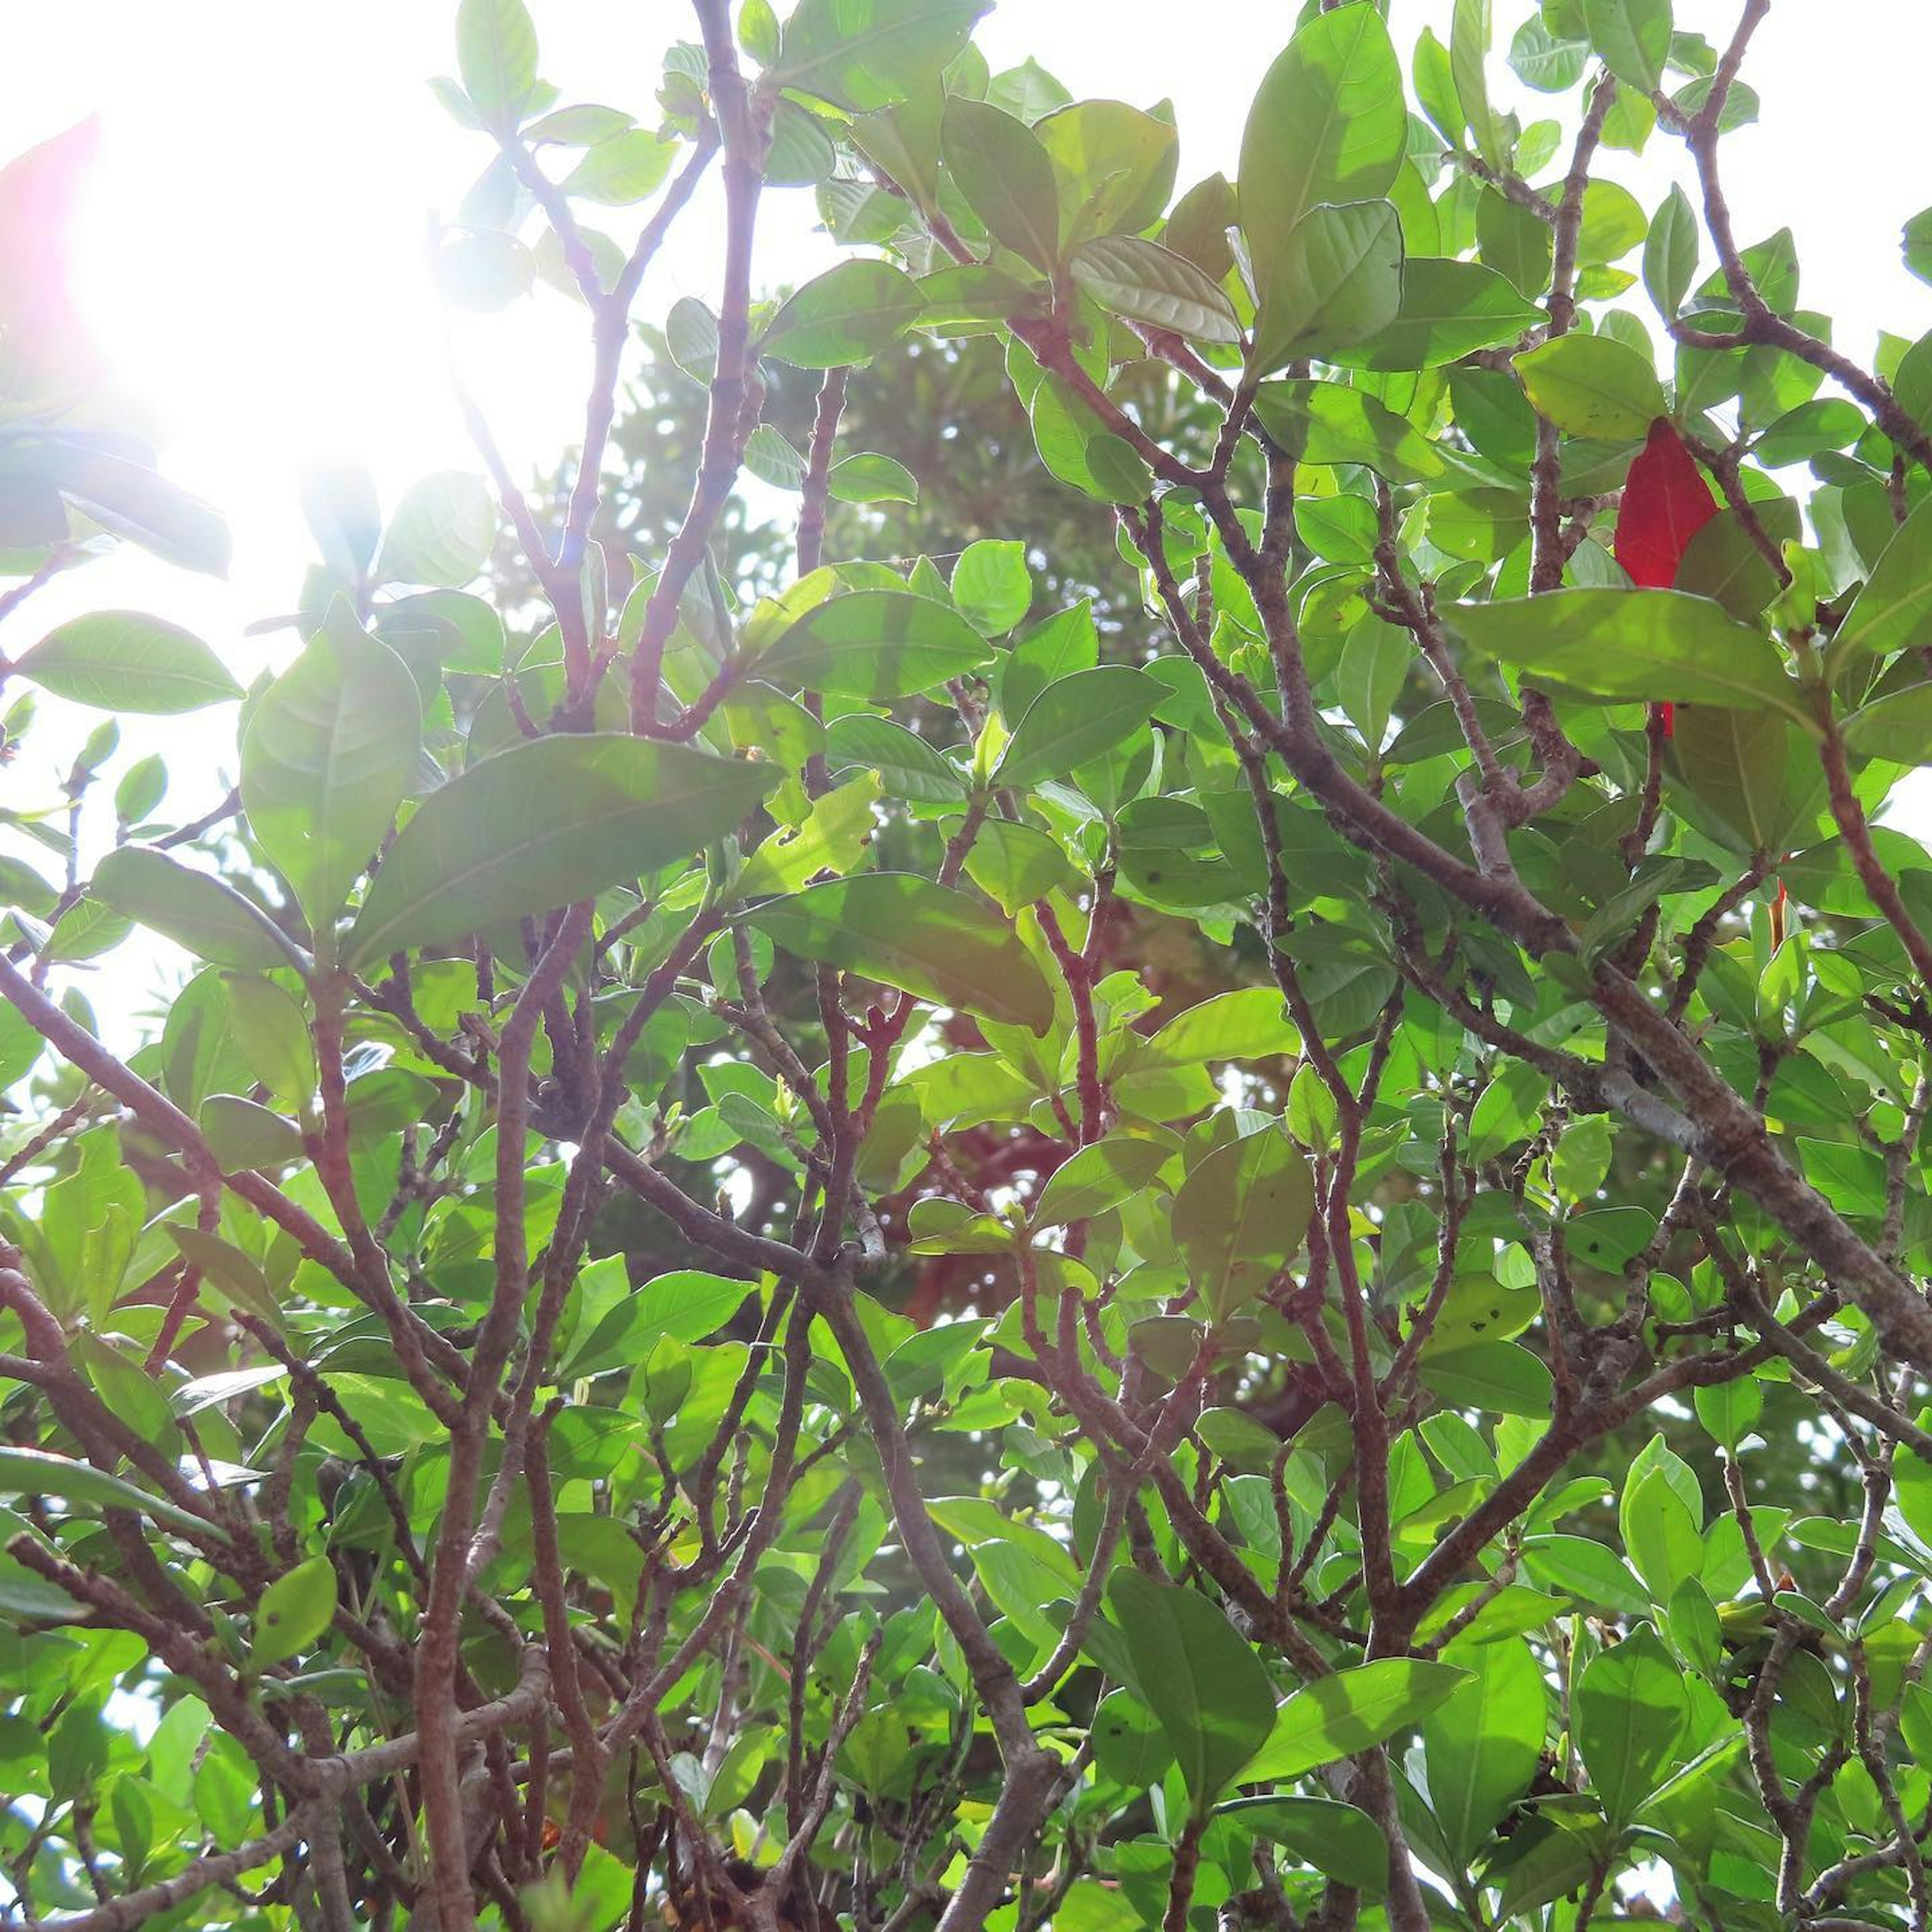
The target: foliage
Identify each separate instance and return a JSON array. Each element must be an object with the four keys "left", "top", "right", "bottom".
[{"left": 8, "top": 4, "right": 1932, "bottom": 1931}]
